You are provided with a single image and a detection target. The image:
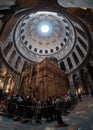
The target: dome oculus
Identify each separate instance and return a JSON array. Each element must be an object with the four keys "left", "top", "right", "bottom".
[
  {"left": 37, "top": 21, "right": 53, "bottom": 37},
  {"left": 41, "top": 25, "right": 49, "bottom": 33}
]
